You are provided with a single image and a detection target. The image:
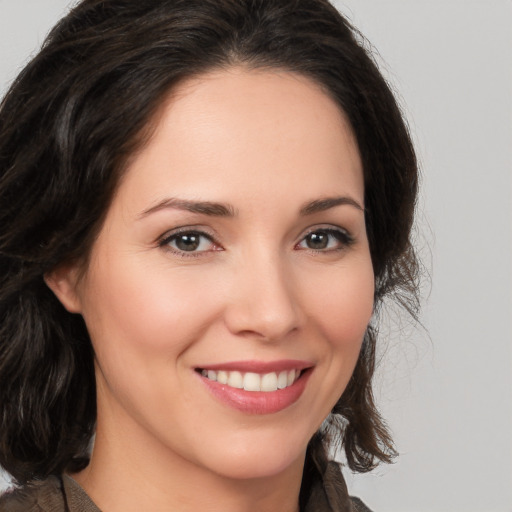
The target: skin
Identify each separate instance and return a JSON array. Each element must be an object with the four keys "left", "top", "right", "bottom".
[{"left": 47, "top": 67, "right": 374, "bottom": 512}]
